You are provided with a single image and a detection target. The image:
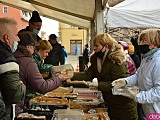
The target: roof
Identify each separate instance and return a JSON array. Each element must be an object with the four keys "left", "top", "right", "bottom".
[
  {"left": 0, "top": 0, "right": 96, "bottom": 29},
  {"left": 0, "top": 0, "right": 123, "bottom": 29}
]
